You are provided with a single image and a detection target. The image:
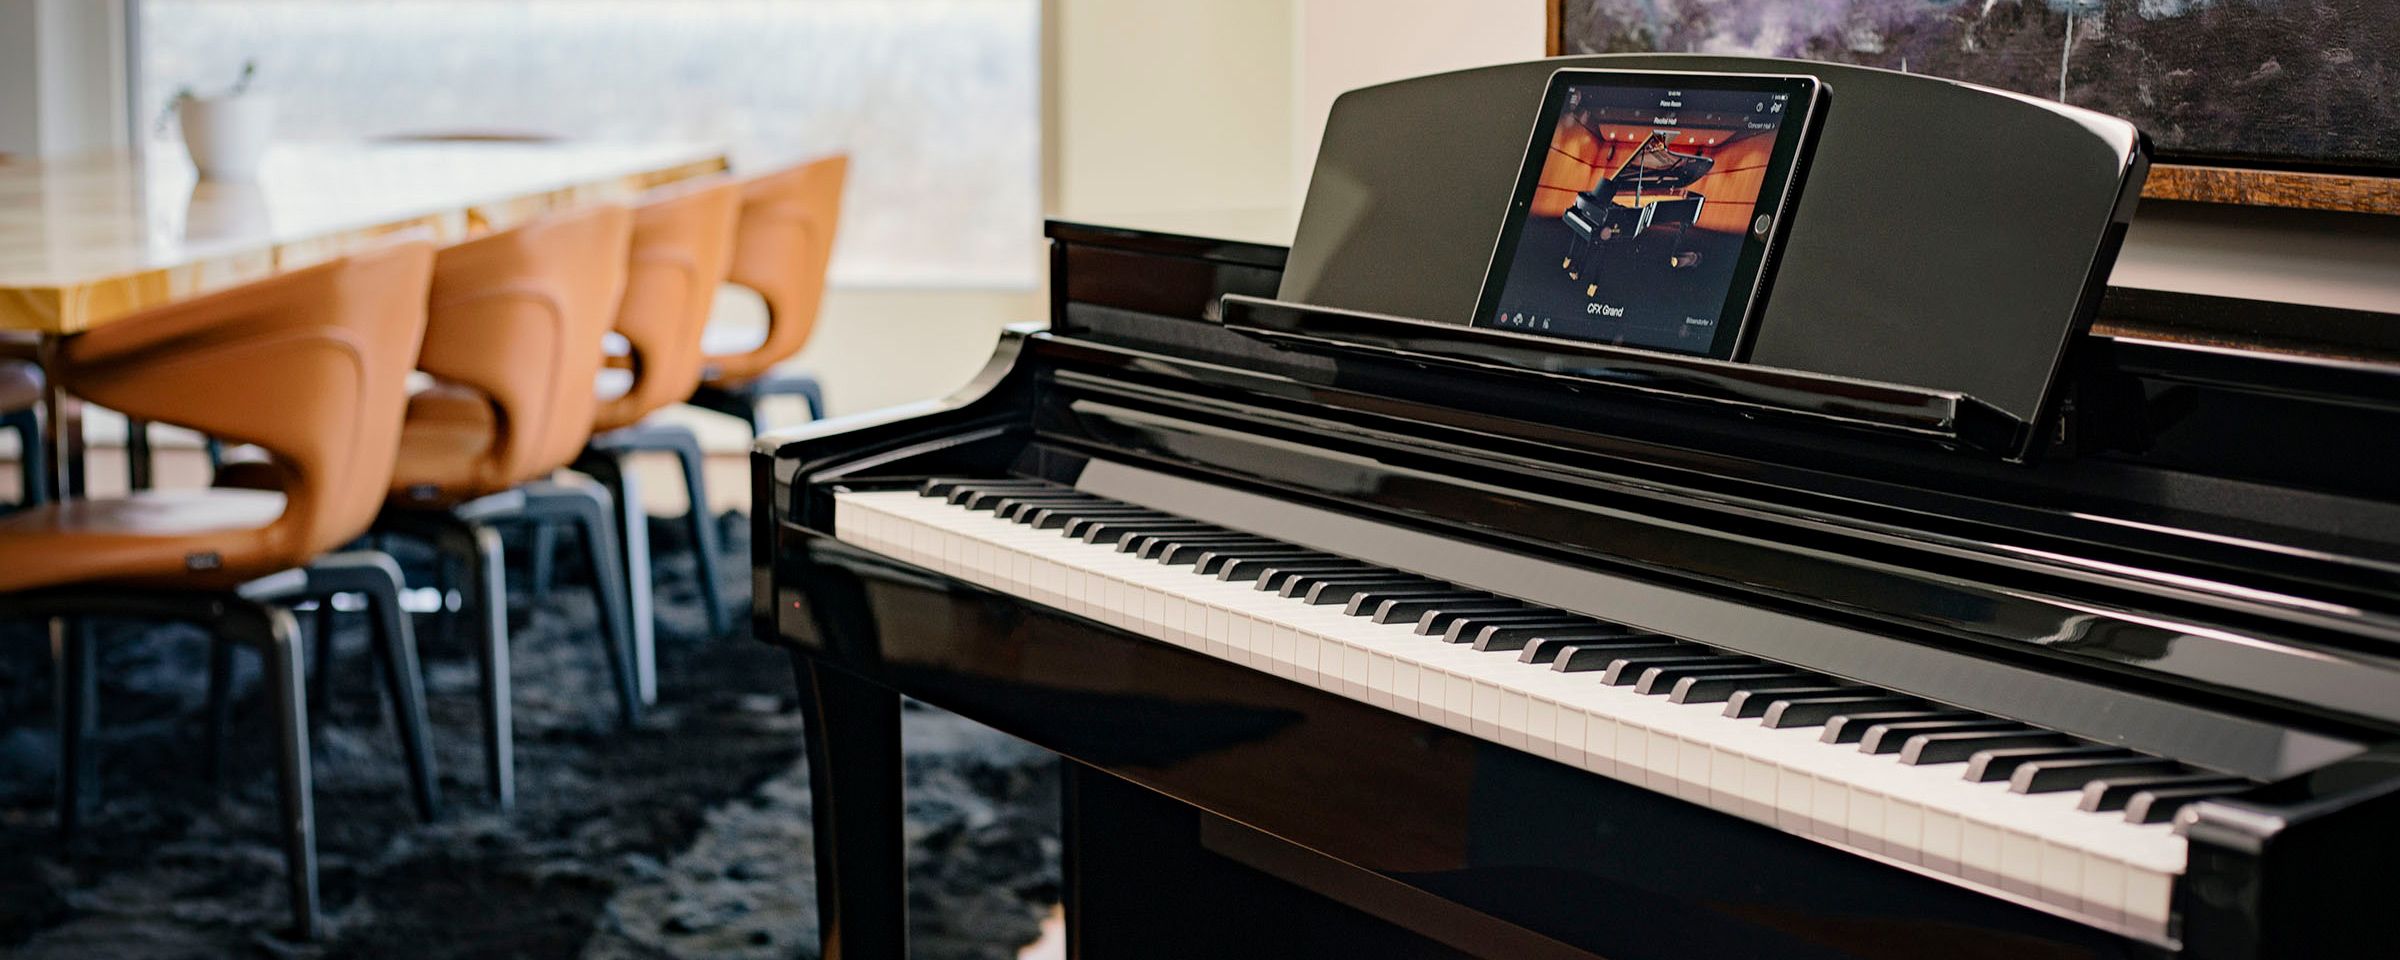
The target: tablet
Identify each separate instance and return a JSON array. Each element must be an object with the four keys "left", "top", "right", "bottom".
[{"left": 1472, "top": 69, "right": 1825, "bottom": 361}]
